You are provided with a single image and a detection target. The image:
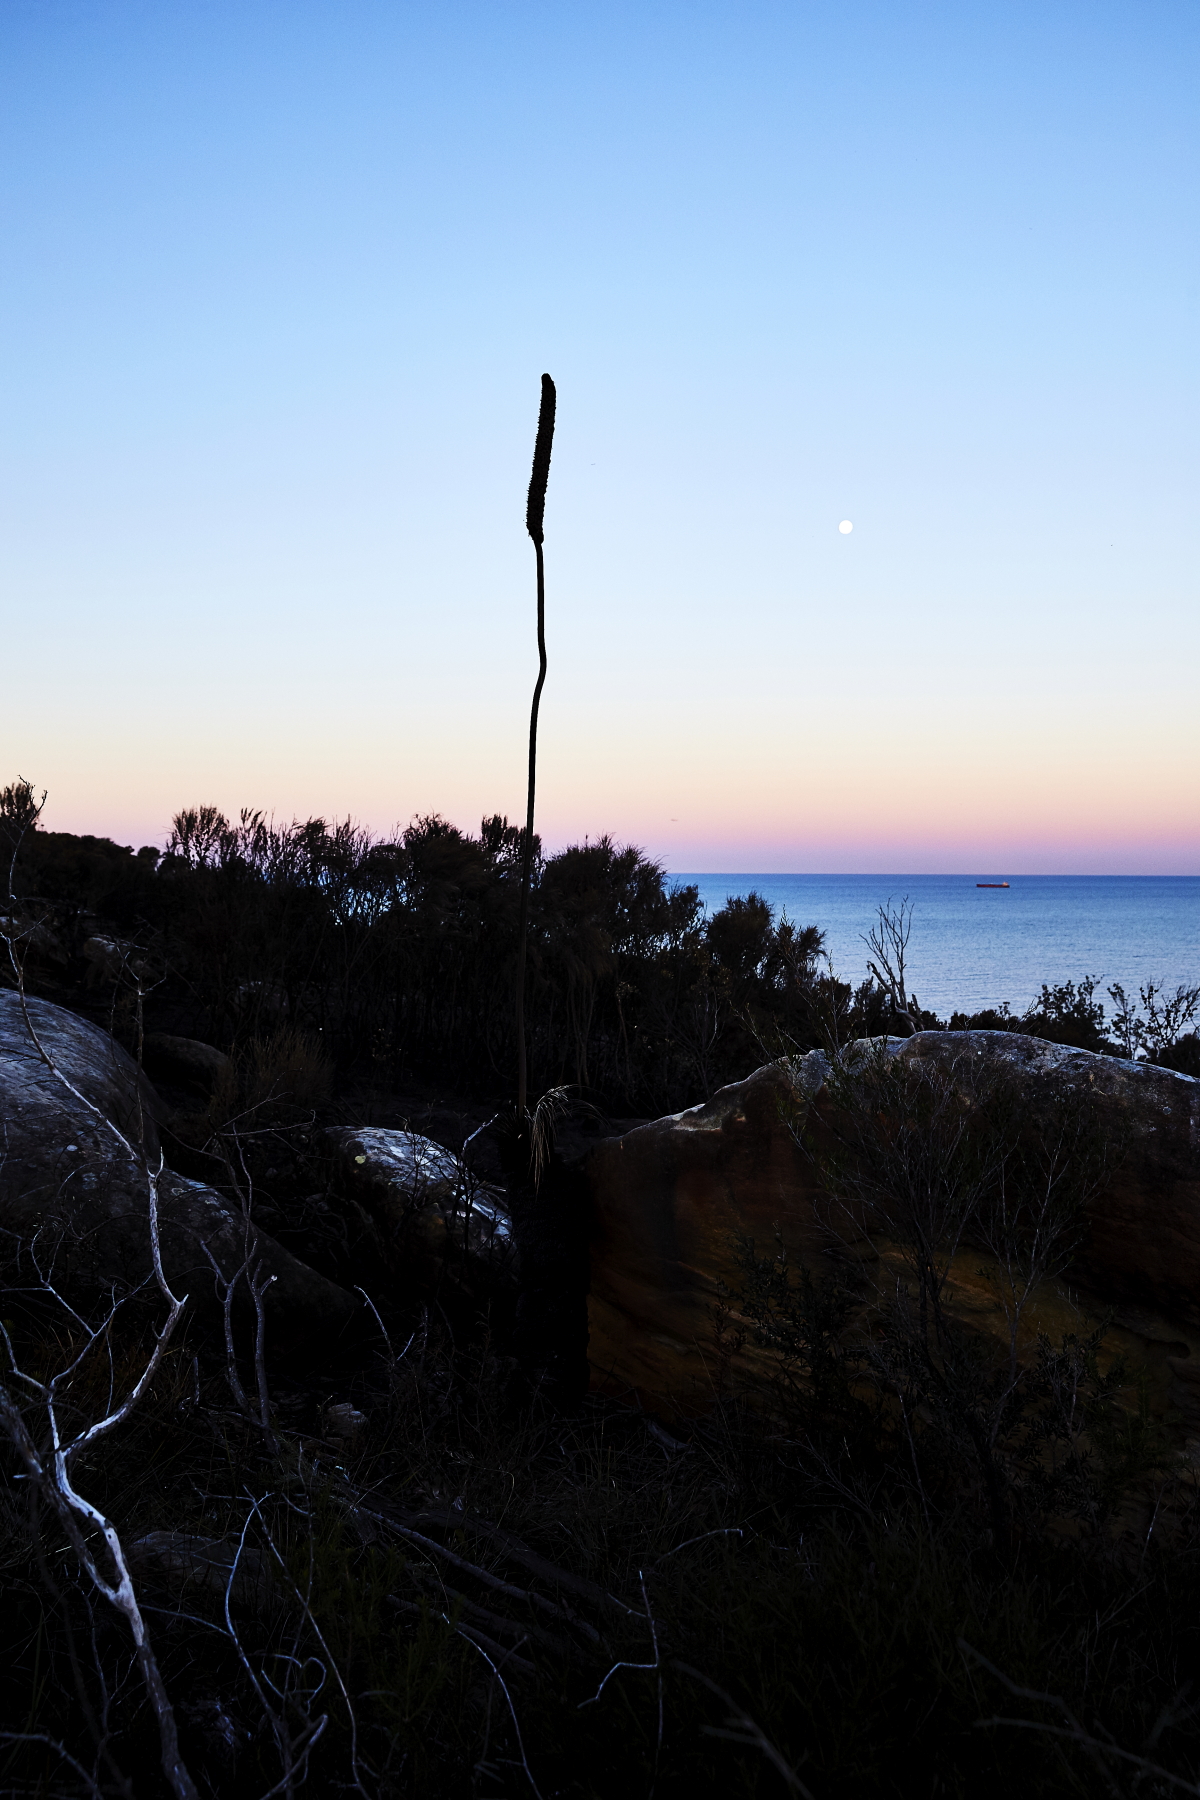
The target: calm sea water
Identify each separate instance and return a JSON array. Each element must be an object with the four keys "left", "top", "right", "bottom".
[{"left": 670, "top": 874, "right": 1200, "bottom": 1020}]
